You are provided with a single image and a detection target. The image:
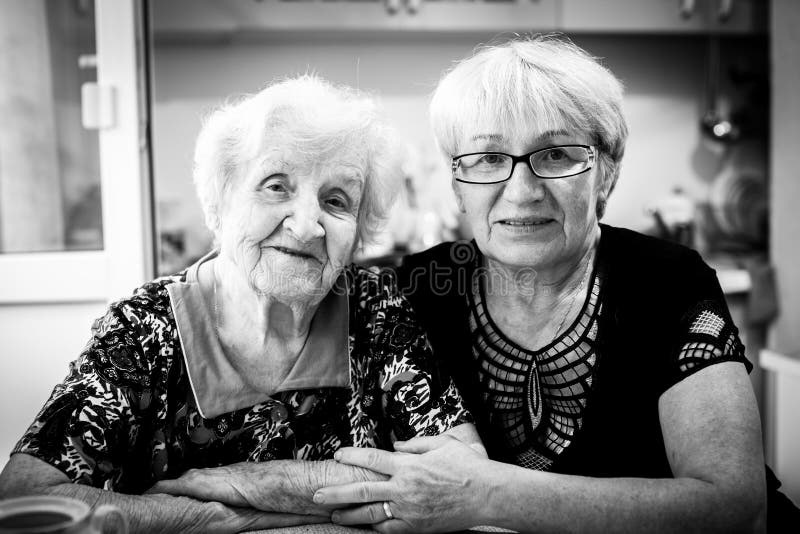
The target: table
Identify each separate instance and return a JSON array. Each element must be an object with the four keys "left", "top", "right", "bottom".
[{"left": 249, "top": 525, "right": 514, "bottom": 533}]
